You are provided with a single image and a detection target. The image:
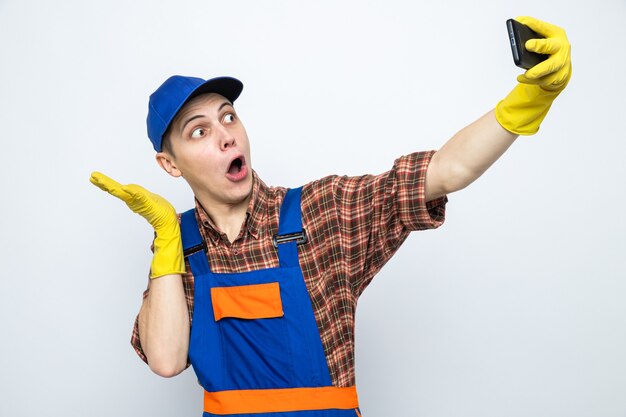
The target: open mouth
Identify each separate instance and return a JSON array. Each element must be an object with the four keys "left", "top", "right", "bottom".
[
  {"left": 225, "top": 155, "right": 248, "bottom": 182},
  {"left": 227, "top": 156, "right": 244, "bottom": 175}
]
